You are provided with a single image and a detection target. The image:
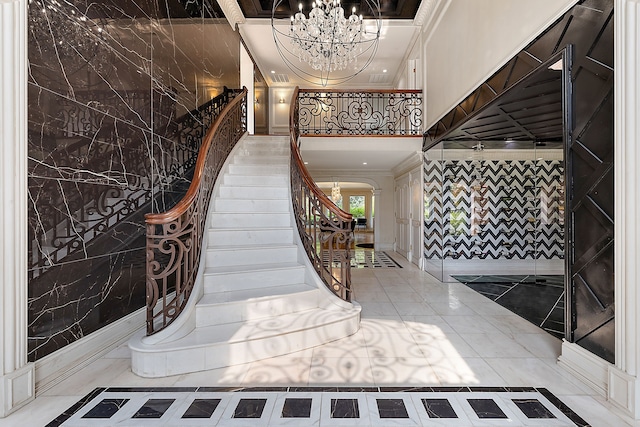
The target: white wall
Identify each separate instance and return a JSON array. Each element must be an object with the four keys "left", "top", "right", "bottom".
[
  {"left": 423, "top": 0, "right": 577, "bottom": 127},
  {"left": 269, "top": 86, "right": 295, "bottom": 134}
]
